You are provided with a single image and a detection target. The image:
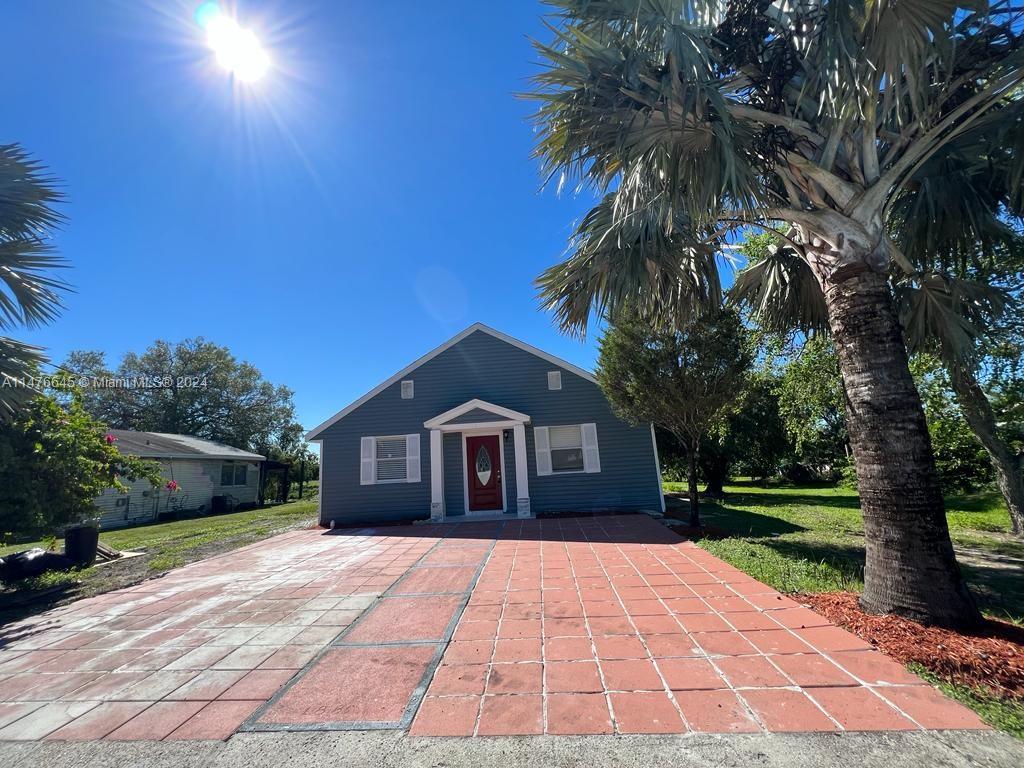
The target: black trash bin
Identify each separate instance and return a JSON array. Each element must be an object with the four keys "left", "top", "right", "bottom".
[{"left": 64, "top": 522, "right": 100, "bottom": 566}]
